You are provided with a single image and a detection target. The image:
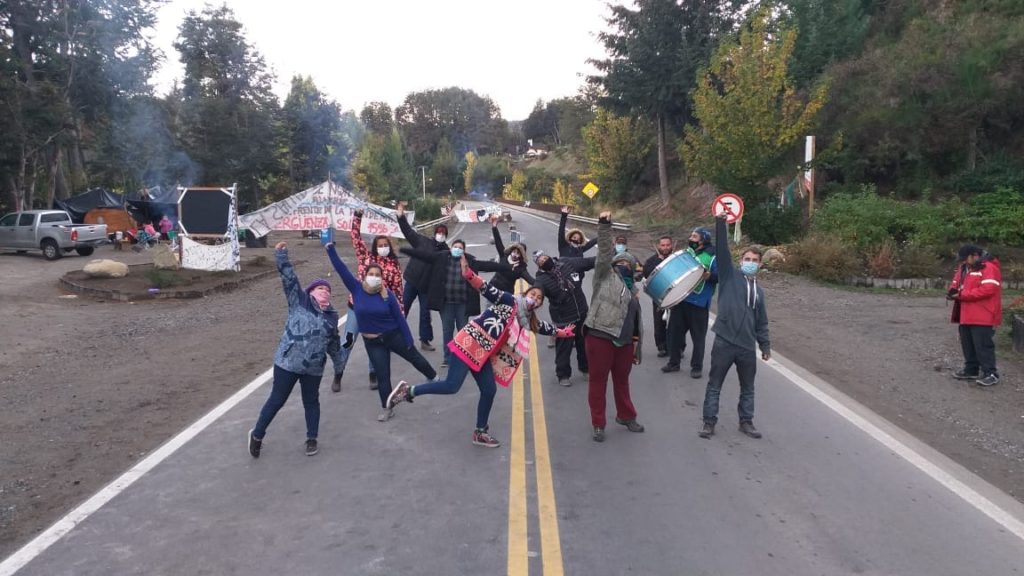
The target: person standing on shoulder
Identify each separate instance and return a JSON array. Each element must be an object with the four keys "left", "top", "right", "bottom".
[
  {"left": 948, "top": 244, "right": 1002, "bottom": 387},
  {"left": 662, "top": 227, "right": 718, "bottom": 379},
  {"left": 249, "top": 242, "right": 340, "bottom": 459},
  {"left": 396, "top": 202, "right": 448, "bottom": 352},
  {"left": 584, "top": 211, "right": 645, "bottom": 443},
  {"left": 699, "top": 213, "right": 770, "bottom": 440},
  {"left": 386, "top": 256, "right": 576, "bottom": 448},
  {"left": 534, "top": 249, "right": 595, "bottom": 386},
  {"left": 643, "top": 236, "right": 675, "bottom": 358}
]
